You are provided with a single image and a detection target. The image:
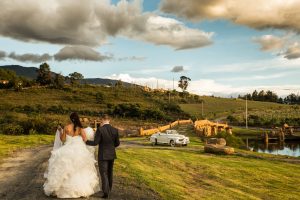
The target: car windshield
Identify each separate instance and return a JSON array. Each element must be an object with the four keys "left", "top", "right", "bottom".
[{"left": 166, "top": 130, "right": 178, "bottom": 134}]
